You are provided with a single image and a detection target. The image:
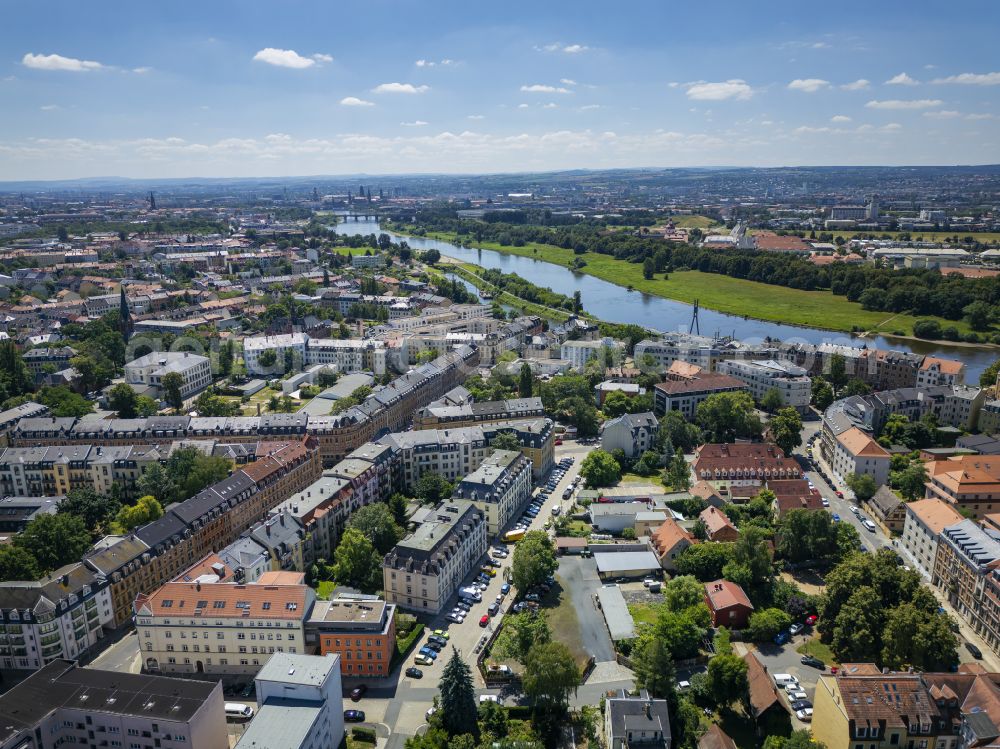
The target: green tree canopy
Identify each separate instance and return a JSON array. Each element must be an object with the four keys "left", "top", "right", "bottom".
[
  {"left": 346, "top": 502, "right": 404, "bottom": 555},
  {"left": 414, "top": 472, "right": 454, "bottom": 504},
  {"left": 14, "top": 514, "right": 91, "bottom": 573},
  {"left": 511, "top": 530, "right": 557, "bottom": 592},
  {"left": 108, "top": 383, "right": 139, "bottom": 418},
  {"left": 578, "top": 449, "right": 621, "bottom": 488},
  {"left": 112, "top": 495, "right": 164, "bottom": 533},
  {"left": 675, "top": 542, "right": 735, "bottom": 581},
  {"left": 439, "top": 648, "right": 478, "bottom": 737},
  {"left": 58, "top": 487, "right": 121, "bottom": 534},
  {"left": 769, "top": 407, "right": 803, "bottom": 457},
  {"left": 0, "top": 545, "right": 41, "bottom": 582},
  {"left": 489, "top": 431, "right": 522, "bottom": 452},
  {"left": 845, "top": 472, "right": 878, "bottom": 501},
  {"left": 696, "top": 391, "right": 762, "bottom": 443},
  {"left": 490, "top": 612, "right": 551, "bottom": 663},
  {"left": 330, "top": 528, "right": 383, "bottom": 593},
  {"left": 522, "top": 640, "right": 580, "bottom": 713},
  {"left": 161, "top": 371, "right": 185, "bottom": 410}
]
